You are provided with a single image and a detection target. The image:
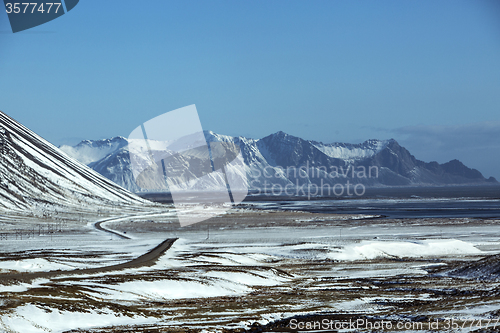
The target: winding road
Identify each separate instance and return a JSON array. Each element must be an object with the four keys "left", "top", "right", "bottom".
[
  {"left": 94, "top": 218, "right": 131, "bottom": 239},
  {"left": 0, "top": 217, "right": 177, "bottom": 283}
]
